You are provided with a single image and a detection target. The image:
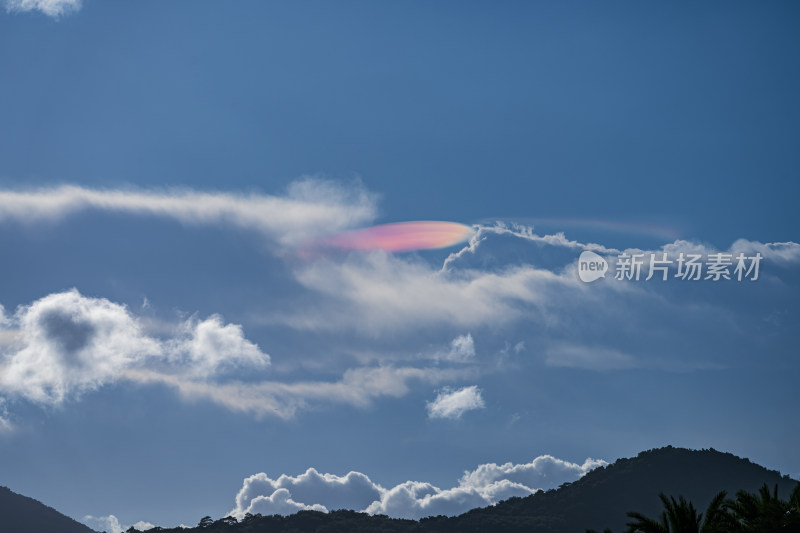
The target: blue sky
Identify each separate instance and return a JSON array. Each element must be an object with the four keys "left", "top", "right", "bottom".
[{"left": 0, "top": 1, "right": 798, "bottom": 531}]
